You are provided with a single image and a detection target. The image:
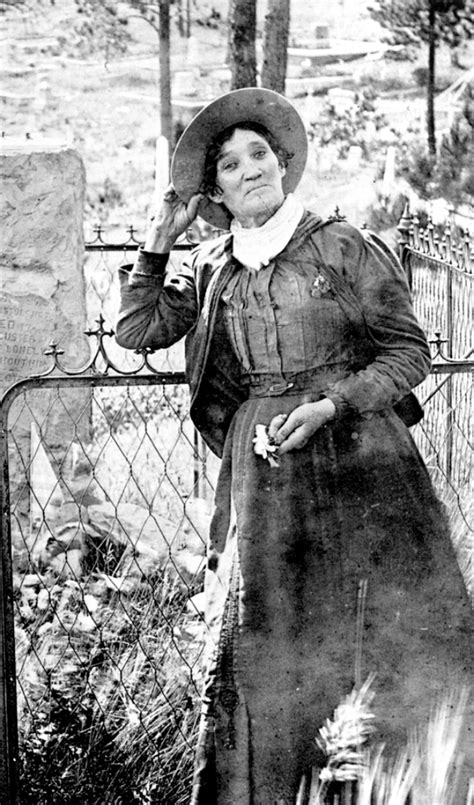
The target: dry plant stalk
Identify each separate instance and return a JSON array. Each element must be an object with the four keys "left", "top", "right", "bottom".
[
  {"left": 309, "top": 685, "right": 470, "bottom": 805},
  {"left": 315, "top": 673, "right": 376, "bottom": 788},
  {"left": 357, "top": 741, "right": 421, "bottom": 805},
  {"left": 411, "top": 686, "right": 470, "bottom": 805}
]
